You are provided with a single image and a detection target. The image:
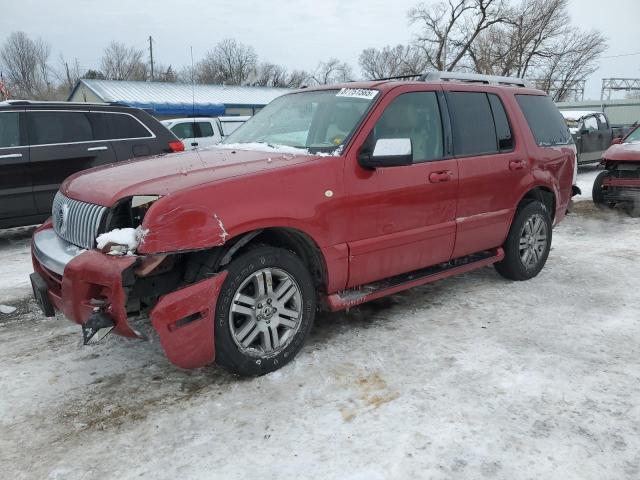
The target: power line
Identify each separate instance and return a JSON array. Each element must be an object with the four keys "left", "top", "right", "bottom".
[{"left": 600, "top": 51, "right": 640, "bottom": 59}]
